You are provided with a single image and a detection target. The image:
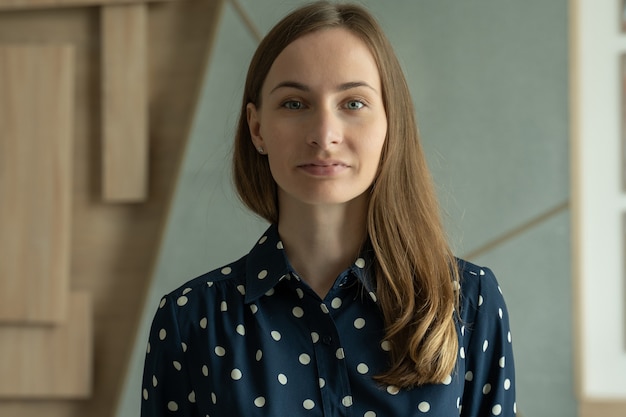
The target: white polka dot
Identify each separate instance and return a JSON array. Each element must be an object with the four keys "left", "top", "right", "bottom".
[
  {"left": 514, "top": 402, "right": 517, "bottom": 413},
  {"left": 237, "top": 285, "right": 245, "bottom": 295},
  {"left": 277, "top": 241, "right": 284, "bottom": 249},
  {"left": 381, "top": 340, "right": 391, "bottom": 351},
  {"left": 207, "top": 281, "right": 214, "bottom": 287},
  {"left": 460, "top": 347, "right": 466, "bottom": 359},
  {"left": 215, "top": 346, "right": 226, "bottom": 356},
  {"left": 159, "top": 298, "right": 166, "bottom": 308},
  {"left": 319, "top": 378, "right": 325, "bottom": 388},
  {"left": 311, "top": 332, "right": 320, "bottom": 343},
  {"left": 231, "top": 369, "right": 242, "bottom": 380},
  {"left": 182, "top": 287, "right": 192, "bottom": 295},
  {"left": 342, "top": 396, "right": 353, "bottom": 407},
  {"left": 168, "top": 401, "right": 178, "bottom": 411},
  {"left": 387, "top": 385, "right": 400, "bottom": 395},
  {"left": 303, "top": 399, "right": 315, "bottom": 410},
  {"left": 173, "top": 361, "right": 182, "bottom": 371},
  {"left": 299, "top": 353, "right": 311, "bottom": 365},
  {"left": 265, "top": 288, "right": 275, "bottom": 296},
  {"left": 504, "top": 379, "right": 511, "bottom": 390},
  {"left": 453, "top": 280, "right": 461, "bottom": 291},
  {"left": 357, "top": 363, "right": 369, "bottom": 374},
  {"left": 465, "top": 371, "right": 473, "bottom": 381},
  {"left": 354, "top": 318, "right": 366, "bottom": 329},
  {"left": 478, "top": 295, "right": 484, "bottom": 306},
  {"left": 181, "top": 342, "right": 187, "bottom": 352},
  {"left": 258, "top": 270, "right": 268, "bottom": 279},
  {"left": 200, "top": 317, "right": 208, "bottom": 329},
  {"left": 258, "top": 236, "right": 268, "bottom": 244},
  {"left": 221, "top": 266, "right": 232, "bottom": 275},
  {"left": 146, "top": 342, "right": 151, "bottom": 354},
  {"left": 152, "top": 375, "right": 158, "bottom": 387},
  {"left": 482, "top": 340, "right": 489, "bottom": 352},
  {"left": 369, "top": 292, "right": 377, "bottom": 302},
  {"left": 355, "top": 258, "right": 366, "bottom": 268},
  {"left": 499, "top": 356, "right": 506, "bottom": 368},
  {"left": 142, "top": 388, "right": 148, "bottom": 400},
  {"left": 365, "top": 412, "right": 376, "bottom": 417},
  {"left": 278, "top": 373, "right": 287, "bottom": 385},
  {"left": 507, "top": 331, "right": 512, "bottom": 343},
  {"left": 483, "top": 384, "right": 491, "bottom": 395},
  {"left": 457, "top": 397, "right": 461, "bottom": 408},
  {"left": 292, "top": 307, "right": 304, "bottom": 318},
  {"left": 256, "top": 350, "right": 263, "bottom": 361},
  {"left": 498, "top": 308, "right": 503, "bottom": 319},
  {"left": 320, "top": 303, "right": 330, "bottom": 314},
  {"left": 498, "top": 285, "right": 502, "bottom": 294},
  {"left": 211, "top": 392, "right": 217, "bottom": 404},
  {"left": 236, "top": 324, "right": 245, "bottom": 335},
  {"left": 336, "top": 348, "right": 345, "bottom": 359},
  {"left": 202, "top": 365, "right": 209, "bottom": 376},
  {"left": 443, "top": 374, "right": 452, "bottom": 385},
  {"left": 331, "top": 297, "right": 342, "bottom": 309},
  {"left": 159, "top": 329, "right": 167, "bottom": 340},
  {"left": 250, "top": 304, "right": 258, "bottom": 314},
  {"left": 271, "top": 331, "right": 281, "bottom": 341},
  {"left": 254, "top": 396, "right": 265, "bottom": 407},
  {"left": 188, "top": 391, "right": 196, "bottom": 403},
  {"left": 492, "top": 404, "right": 502, "bottom": 415},
  {"left": 418, "top": 401, "right": 430, "bottom": 412},
  {"left": 220, "top": 301, "right": 228, "bottom": 311},
  {"left": 177, "top": 296, "right": 188, "bottom": 306},
  {"left": 480, "top": 269, "right": 485, "bottom": 276},
  {"left": 461, "top": 326, "right": 465, "bottom": 336},
  {"left": 296, "top": 288, "right": 304, "bottom": 299}
]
